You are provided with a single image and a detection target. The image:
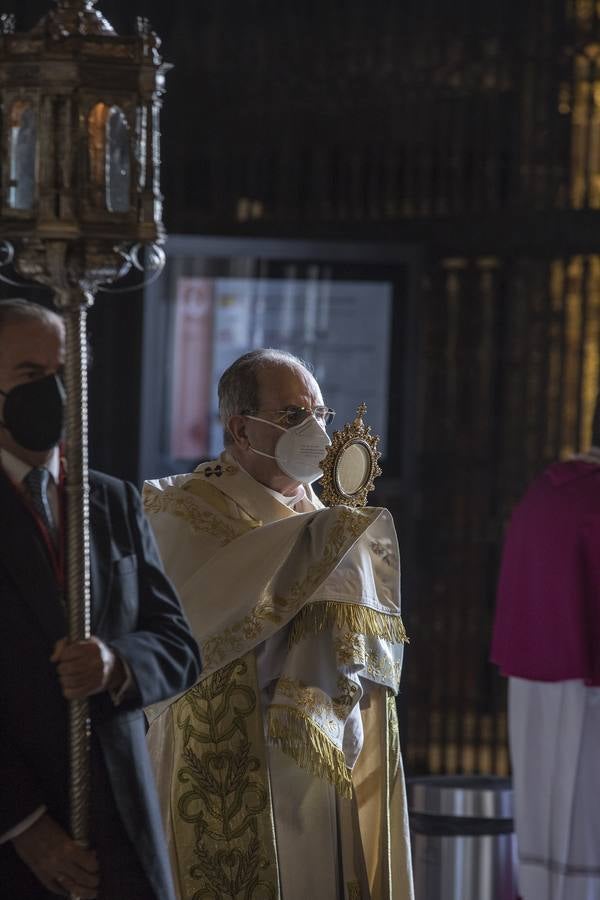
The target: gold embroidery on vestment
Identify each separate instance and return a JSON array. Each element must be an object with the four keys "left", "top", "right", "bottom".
[
  {"left": 387, "top": 690, "right": 401, "bottom": 776},
  {"left": 173, "top": 654, "right": 279, "bottom": 899},
  {"left": 201, "top": 508, "right": 373, "bottom": 671},
  {"left": 267, "top": 704, "right": 353, "bottom": 798},
  {"left": 289, "top": 600, "right": 409, "bottom": 648},
  {"left": 274, "top": 675, "right": 359, "bottom": 741},
  {"left": 182, "top": 475, "right": 250, "bottom": 520},
  {"left": 369, "top": 538, "right": 397, "bottom": 568},
  {"left": 333, "top": 633, "right": 404, "bottom": 688},
  {"left": 143, "top": 485, "right": 248, "bottom": 546}
]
